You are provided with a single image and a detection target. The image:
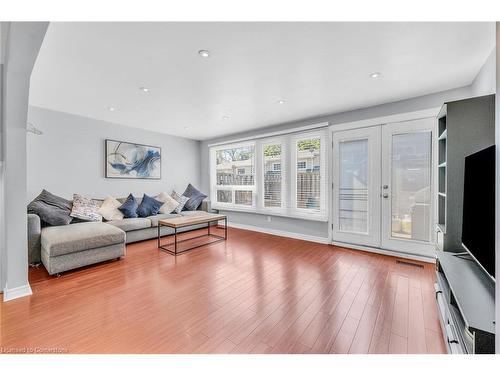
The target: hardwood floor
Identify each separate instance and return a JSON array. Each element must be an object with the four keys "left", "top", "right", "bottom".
[{"left": 0, "top": 227, "right": 446, "bottom": 354}]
